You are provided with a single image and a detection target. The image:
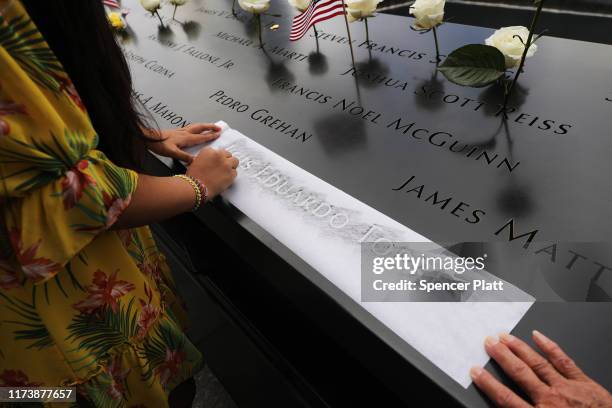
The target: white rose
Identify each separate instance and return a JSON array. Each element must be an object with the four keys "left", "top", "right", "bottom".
[
  {"left": 238, "top": 0, "right": 270, "bottom": 14},
  {"left": 170, "top": 0, "right": 188, "bottom": 5},
  {"left": 485, "top": 26, "right": 538, "bottom": 68},
  {"left": 345, "top": 0, "right": 382, "bottom": 22},
  {"left": 140, "top": 0, "right": 160, "bottom": 12},
  {"left": 288, "top": 0, "right": 310, "bottom": 12},
  {"left": 410, "top": 0, "right": 445, "bottom": 30}
]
